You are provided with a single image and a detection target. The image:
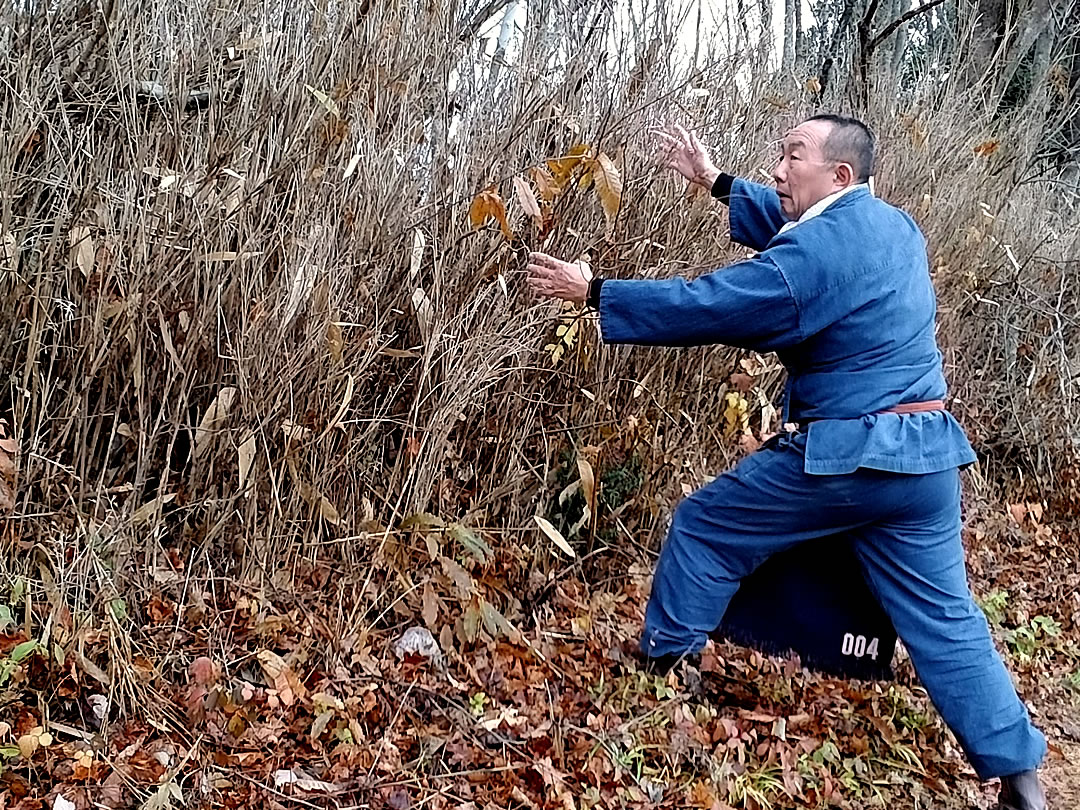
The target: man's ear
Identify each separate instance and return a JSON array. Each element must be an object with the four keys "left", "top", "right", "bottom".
[{"left": 834, "top": 162, "right": 854, "bottom": 187}]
